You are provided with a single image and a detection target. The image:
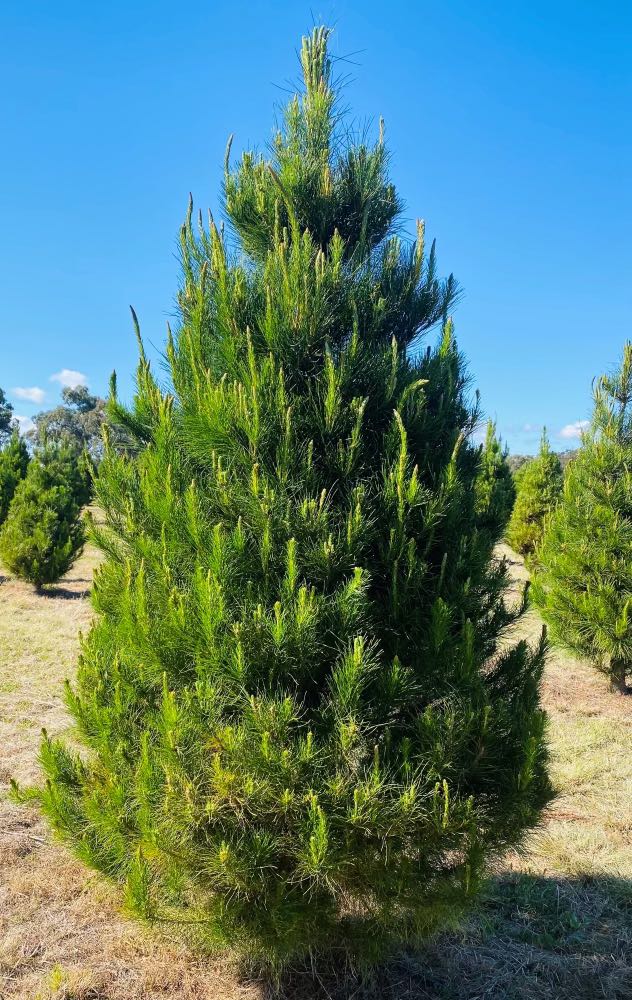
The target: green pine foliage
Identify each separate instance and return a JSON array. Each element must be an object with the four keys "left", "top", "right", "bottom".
[
  {"left": 35, "top": 28, "right": 551, "bottom": 971},
  {"left": 74, "top": 447, "right": 95, "bottom": 506},
  {"left": 0, "top": 431, "right": 30, "bottom": 524},
  {"left": 0, "top": 386, "right": 14, "bottom": 444},
  {"left": 532, "top": 343, "right": 632, "bottom": 694},
  {"left": 0, "top": 442, "right": 84, "bottom": 587},
  {"left": 474, "top": 420, "right": 515, "bottom": 535},
  {"left": 506, "top": 430, "right": 563, "bottom": 559},
  {"left": 43, "top": 438, "right": 94, "bottom": 507}
]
